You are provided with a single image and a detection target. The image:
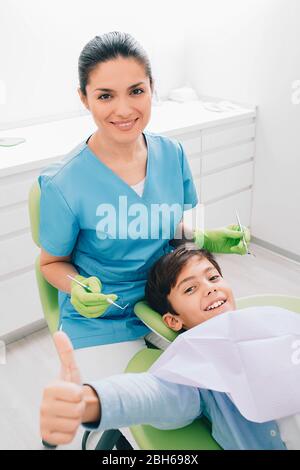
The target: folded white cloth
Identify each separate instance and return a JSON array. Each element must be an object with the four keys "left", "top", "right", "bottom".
[{"left": 150, "top": 306, "right": 300, "bottom": 423}]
